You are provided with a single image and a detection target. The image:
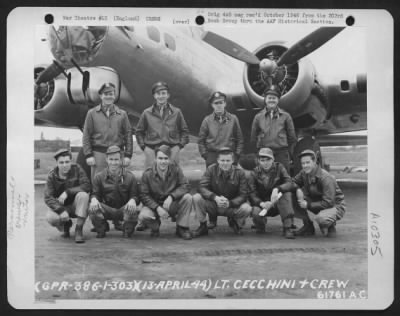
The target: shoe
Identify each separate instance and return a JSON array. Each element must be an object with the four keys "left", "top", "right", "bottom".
[
  {"left": 207, "top": 221, "right": 217, "bottom": 229},
  {"left": 228, "top": 218, "right": 243, "bottom": 235},
  {"left": 320, "top": 225, "right": 329, "bottom": 236},
  {"left": 327, "top": 224, "right": 337, "bottom": 237},
  {"left": 176, "top": 226, "right": 192, "bottom": 240},
  {"left": 113, "top": 221, "right": 123, "bottom": 231},
  {"left": 136, "top": 222, "right": 146, "bottom": 231},
  {"left": 122, "top": 221, "right": 136, "bottom": 238},
  {"left": 74, "top": 225, "right": 85, "bottom": 243},
  {"left": 255, "top": 224, "right": 266, "bottom": 234},
  {"left": 283, "top": 227, "right": 295, "bottom": 239},
  {"left": 62, "top": 220, "right": 72, "bottom": 238},
  {"left": 294, "top": 221, "right": 315, "bottom": 236},
  {"left": 192, "top": 222, "right": 208, "bottom": 238},
  {"left": 93, "top": 218, "right": 107, "bottom": 238}
]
